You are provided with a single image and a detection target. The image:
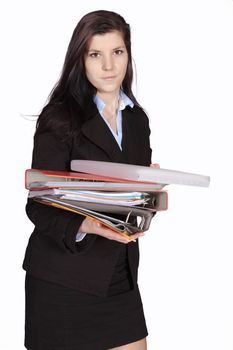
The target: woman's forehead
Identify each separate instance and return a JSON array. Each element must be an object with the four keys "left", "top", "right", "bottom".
[{"left": 87, "top": 31, "right": 125, "bottom": 51}]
